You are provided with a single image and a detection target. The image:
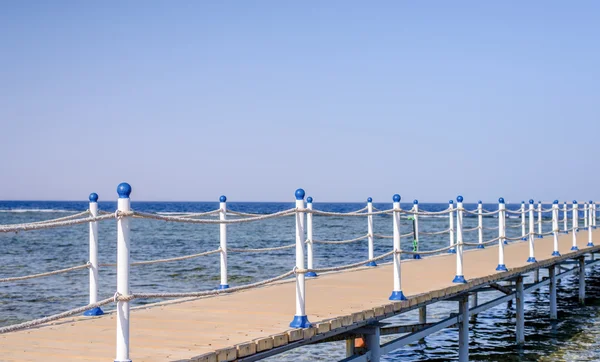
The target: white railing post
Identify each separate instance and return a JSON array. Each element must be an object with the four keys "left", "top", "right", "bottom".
[
  {"left": 453, "top": 196, "right": 466, "bottom": 283},
  {"left": 537, "top": 201, "right": 543, "bottom": 238},
  {"left": 496, "top": 198, "right": 507, "bottom": 271},
  {"left": 584, "top": 202, "right": 589, "bottom": 228},
  {"left": 84, "top": 192, "right": 104, "bottom": 316},
  {"left": 290, "top": 188, "right": 311, "bottom": 328},
  {"left": 527, "top": 200, "right": 536, "bottom": 263},
  {"left": 520, "top": 201, "right": 527, "bottom": 241},
  {"left": 219, "top": 195, "right": 229, "bottom": 289},
  {"left": 412, "top": 200, "right": 421, "bottom": 259},
  {"left": 572, "top": 201, "right": 579, "bottom": 251},
  {"left": 448, "top": 200, "right": 456, "bottom": 254},
  {"left": 552, "top": 200, "right": 560, "bottom": 256},
  {"left": 389, "top": 194, "right": 406, "bottom": 300},
  {"left": 477, "top": 201, "right": 484, "bottom": 248},
  {"left": 586, "top": 201, "right": 594, "bottom": 246},
  {"left": 366, "top": 197, "right": 376, "bottom": 267},
  {"left": 593, "top": 202, "right": 597, "bottom": 229},
  {"left": 115, "top": 182, "right": 132, "bottom": 362},
  {"left": 305, "top": 197, "right": 317, "bottom": 277},
  {"left": 563, "top": 202, "right": 568, "bottom": 234}
]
